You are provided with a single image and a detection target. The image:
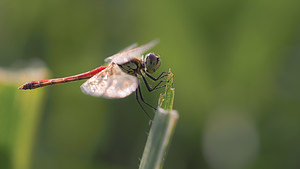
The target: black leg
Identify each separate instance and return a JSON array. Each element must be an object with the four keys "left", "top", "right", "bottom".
[
  {"left": 135, "top": 87, "right": 152, "bottom": 120},
  {"left": 141, "top": 75, "right": 166, "bottom": 92},
  {"left": 137, "top": 85, "right": 157, "bottom": 110},
  {"left": 145, "top": 72, "right": 169, "bottom": 81}
]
